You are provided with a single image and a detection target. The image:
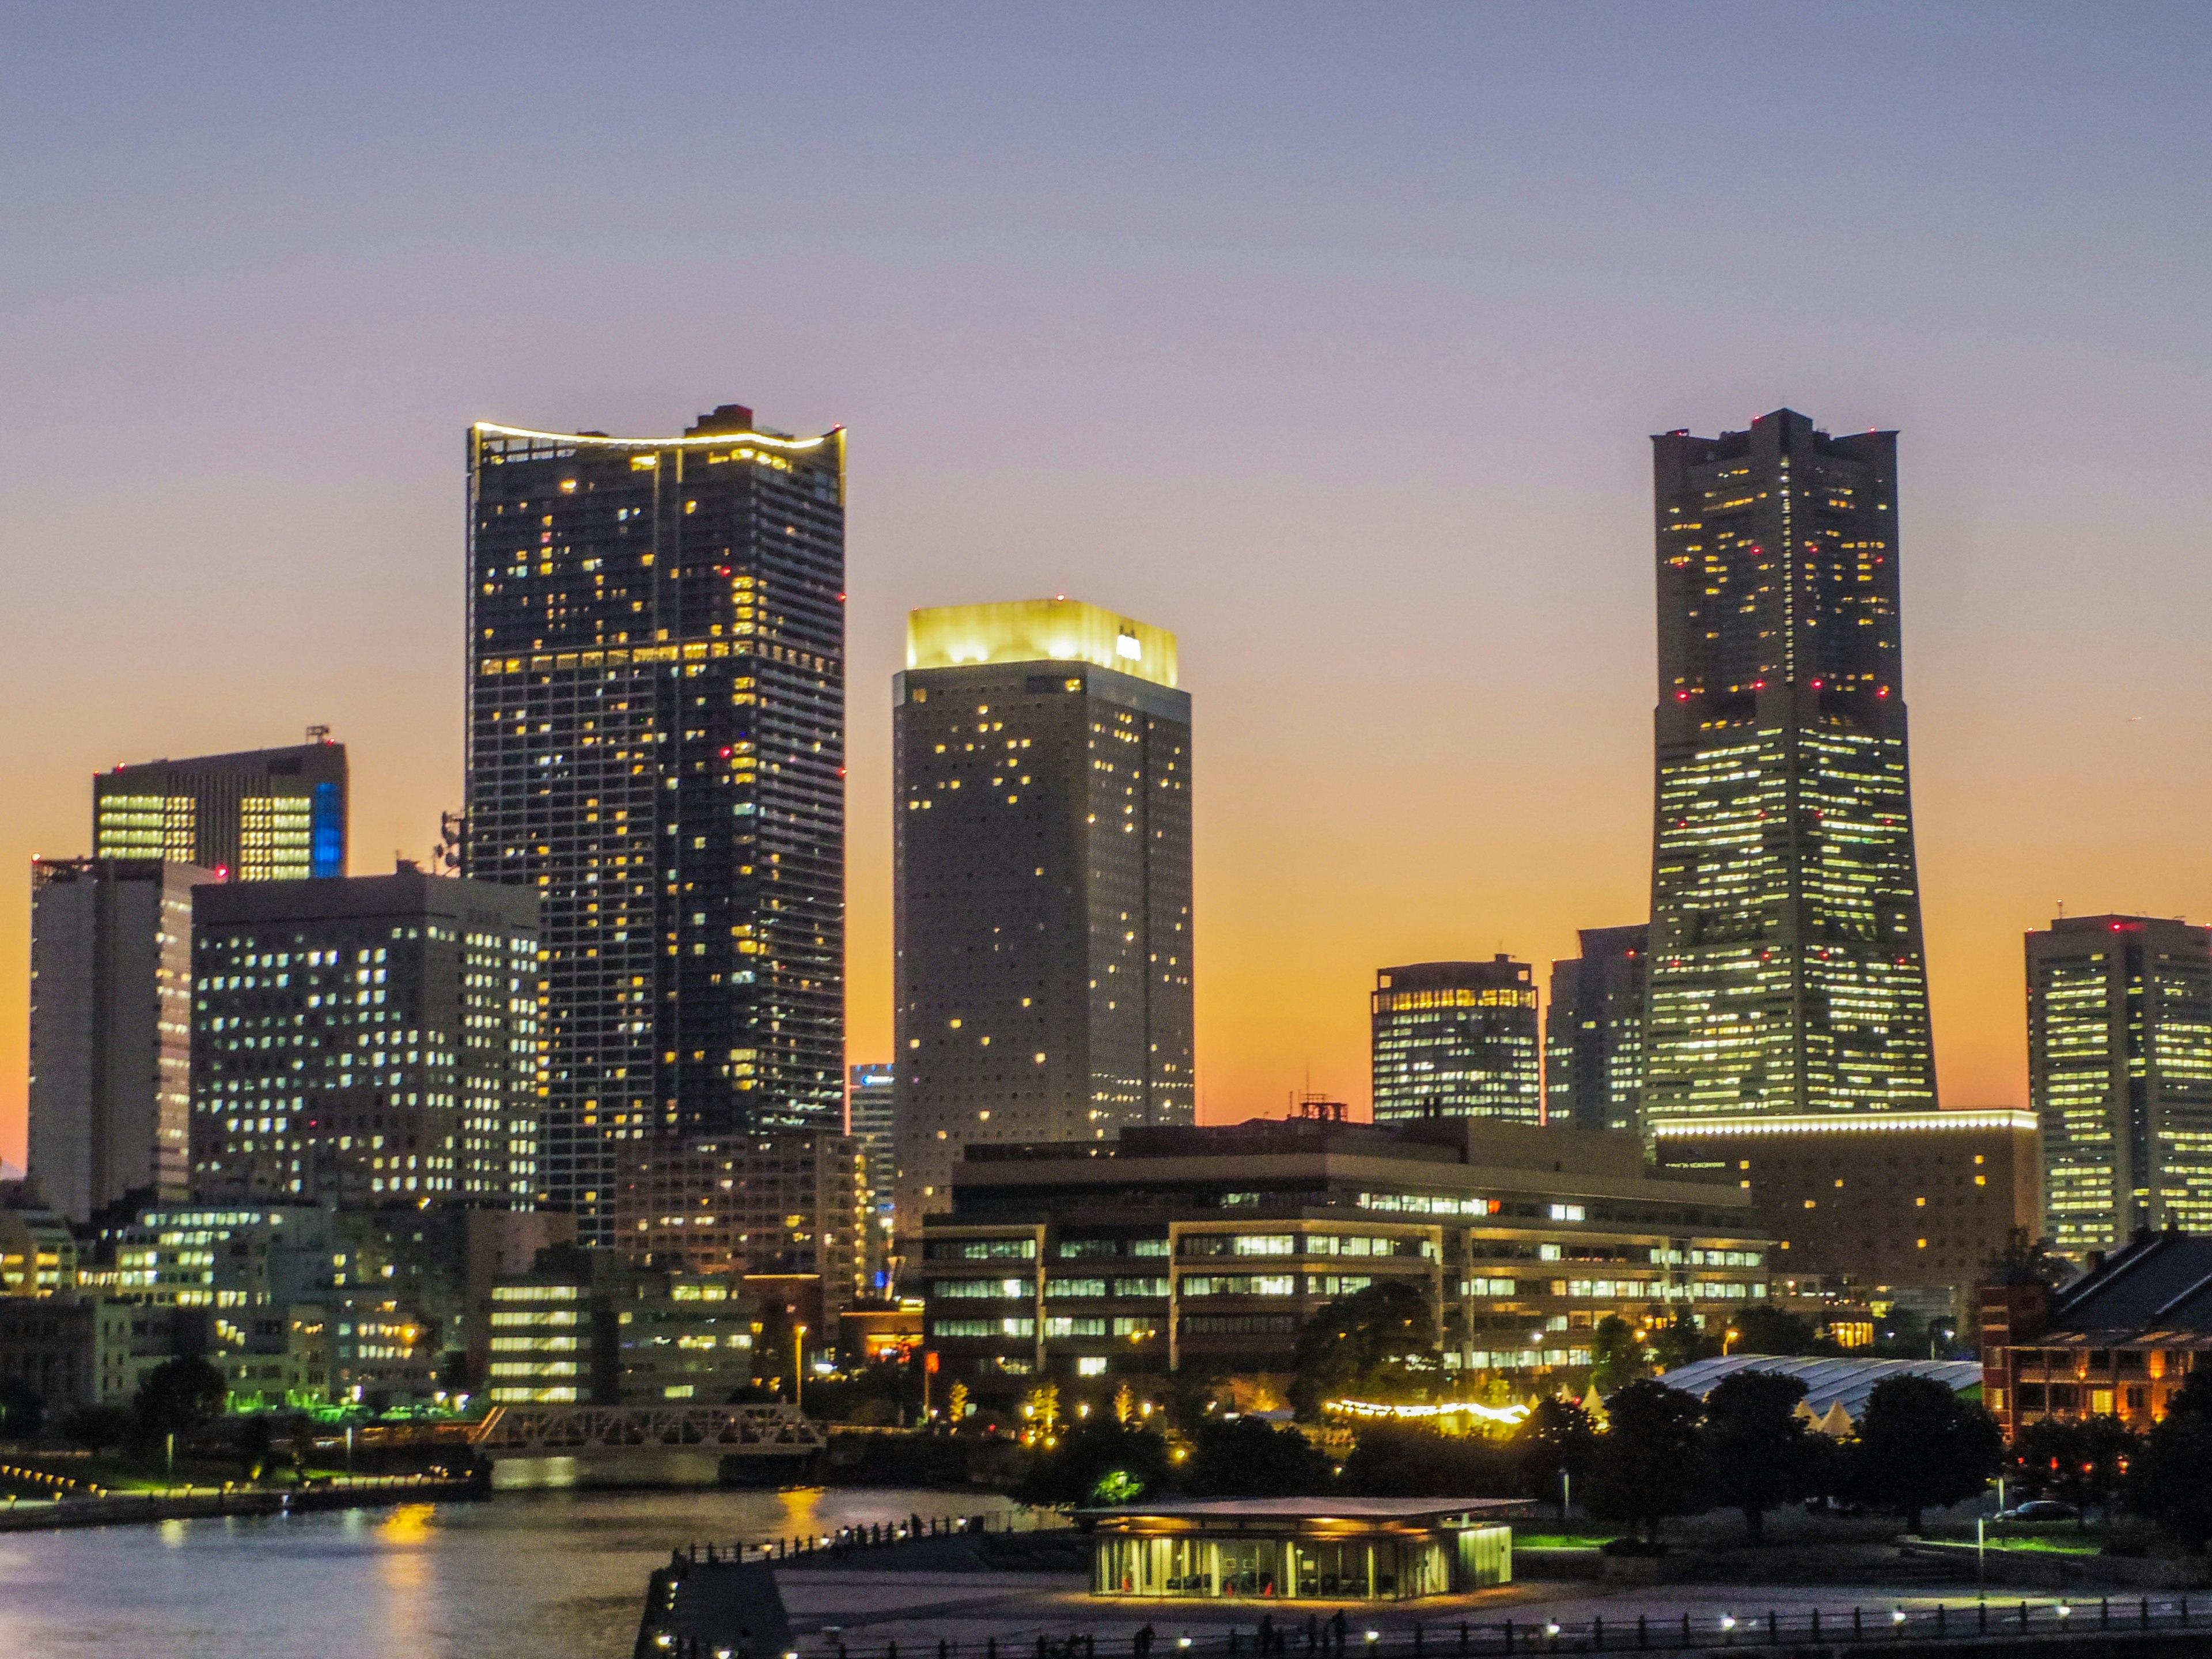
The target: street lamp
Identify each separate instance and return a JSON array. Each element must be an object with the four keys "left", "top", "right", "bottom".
[{"left": 794, "top": 1325, "right": 809, "bottom": 1412}]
